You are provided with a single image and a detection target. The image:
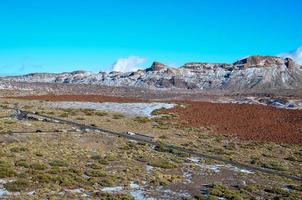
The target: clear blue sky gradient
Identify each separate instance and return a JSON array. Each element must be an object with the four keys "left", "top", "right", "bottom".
[{"left": 0, "top": 0, "right": 301, "bottom": 75}]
